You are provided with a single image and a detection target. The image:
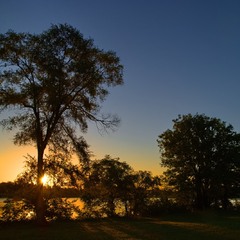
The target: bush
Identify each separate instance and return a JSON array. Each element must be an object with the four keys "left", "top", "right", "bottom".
[
  {"left": 46, "top": 198, "right": 80, "bottom": 221},
  {"left": 1, "top": 198, "right": 81, "bottom": 222},
  {"left": 1, "top": 199, "right": 35, "bottom": 222}
]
